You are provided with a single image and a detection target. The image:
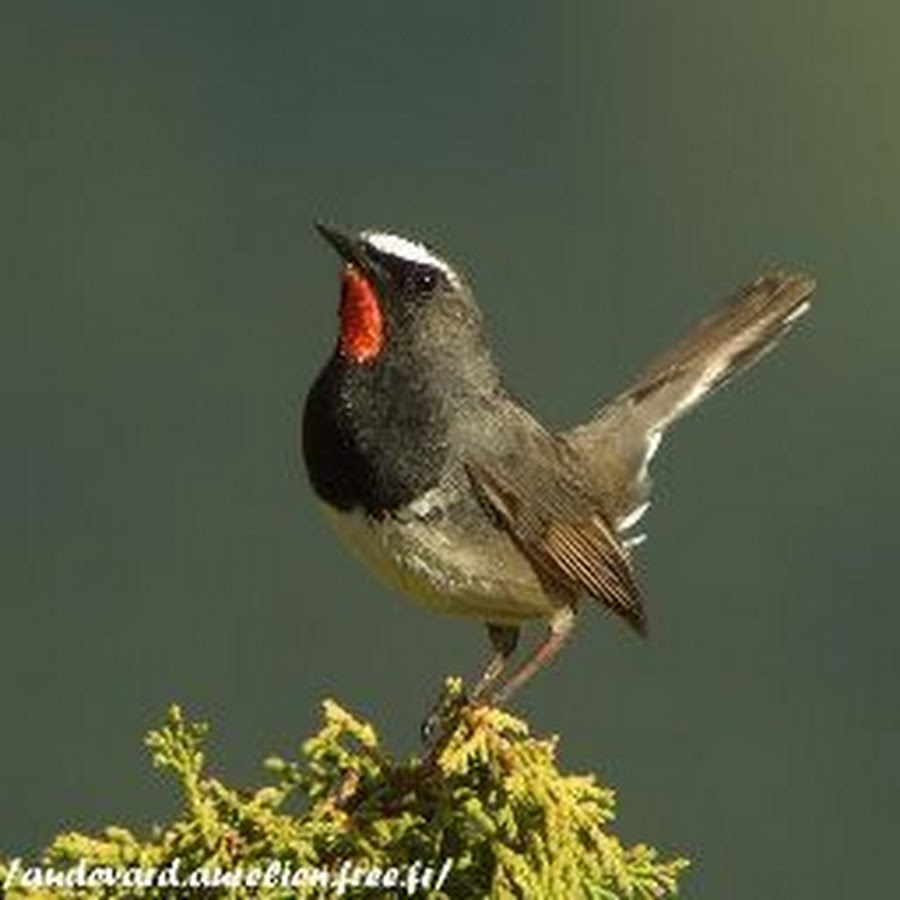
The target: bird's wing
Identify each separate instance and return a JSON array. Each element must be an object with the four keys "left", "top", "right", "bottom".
[{"left": 464, "top": 449, "right": 647, "bottom": 634}]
